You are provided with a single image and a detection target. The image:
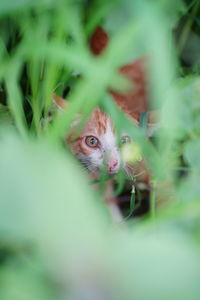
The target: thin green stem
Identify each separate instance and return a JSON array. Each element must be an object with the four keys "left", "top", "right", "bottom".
[
  {"left": 150, "top": 181, "right": 156, "bottom": 219},
  {"left": 178, "top": 0, "right": 200, "bottom": 53}
]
